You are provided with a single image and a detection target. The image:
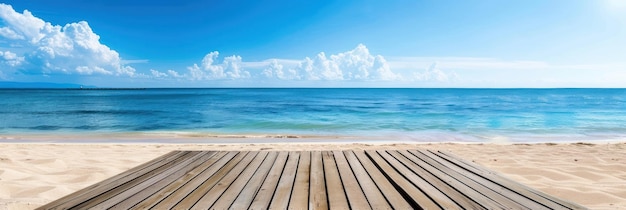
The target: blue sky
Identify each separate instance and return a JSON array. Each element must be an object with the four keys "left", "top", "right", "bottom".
[{"left": 0, "top": 0, "right": 625, "bottom": 87}]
